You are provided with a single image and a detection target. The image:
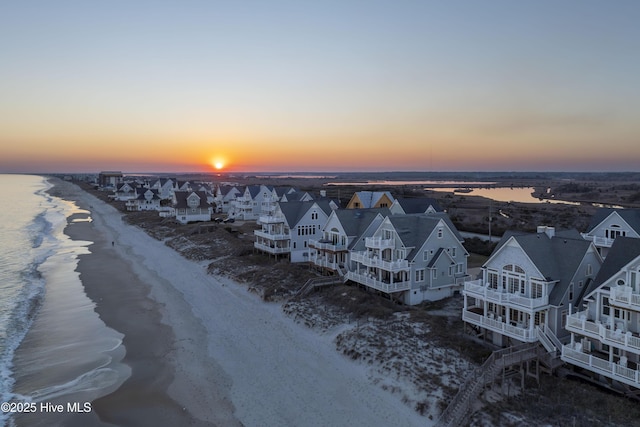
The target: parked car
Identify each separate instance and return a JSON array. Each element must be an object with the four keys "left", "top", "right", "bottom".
[{"left": 223, "top": 217, "right": 235, "bottom": 223}]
